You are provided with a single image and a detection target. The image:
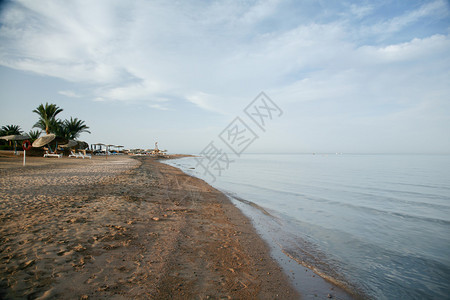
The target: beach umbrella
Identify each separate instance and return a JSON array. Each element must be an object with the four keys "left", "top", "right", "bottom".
[
  {"left": 0, "top": 134, "right": 30, "bottom": 154},
  {"left": 104, "top": 144, "right": 116, "bottom": 159},
  {"left": 92, "top": 143, "right": 110, "bottom": 154},
  {"left": 92, "top": 143, "right": 105, "bottom": 151},
  {"left": 0, "top": 134, "right": 30, "bottom": 141},
  {"left": 32, "top": 134, "right": 68, "bottom": 148},
  {"left": 60, "top": 140, "right": 78, "bottom": 148},
  {"left": 32, "top": 134, "right": 56, "bottom": 147},
  {"left": 107, "top": 144, "right": 117, "bottom": 153},
  {"left": 77, "top": 141, "right": 89, "bottom": 150}
]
